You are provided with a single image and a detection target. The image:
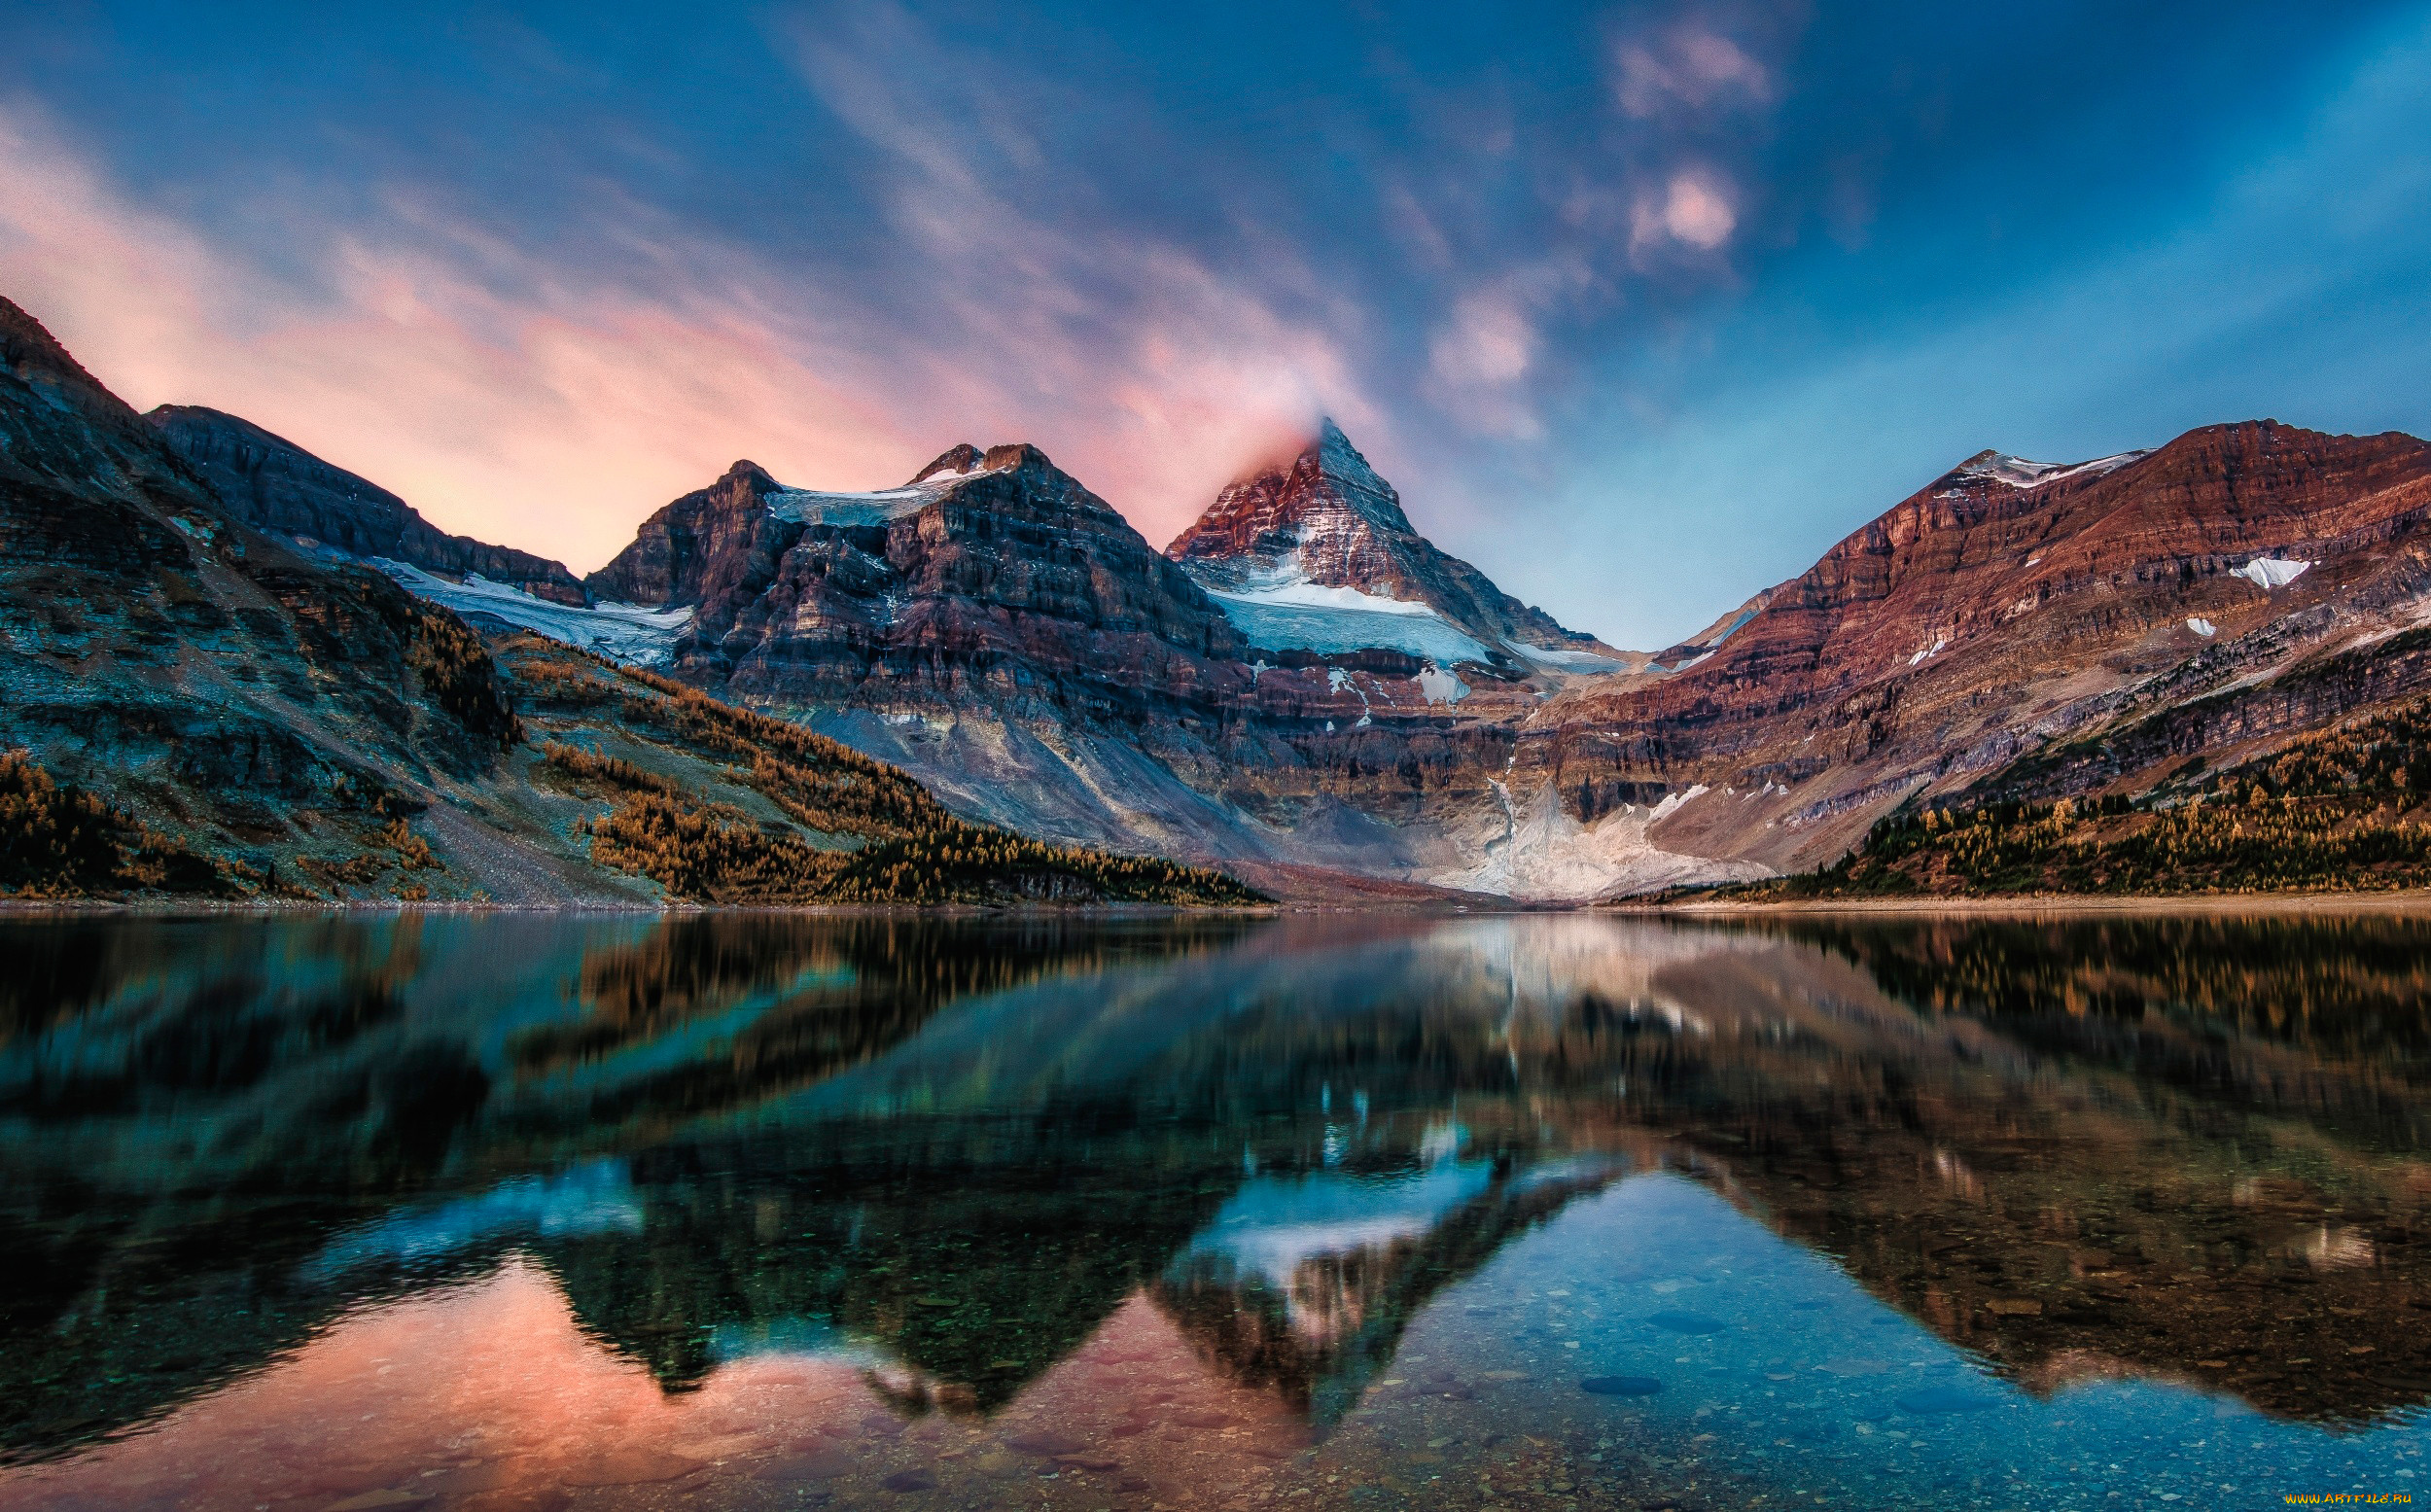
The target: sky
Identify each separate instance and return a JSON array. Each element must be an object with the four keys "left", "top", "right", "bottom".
[{"left": 3, "top": 1, "right": 2427, "bottom": 649}]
